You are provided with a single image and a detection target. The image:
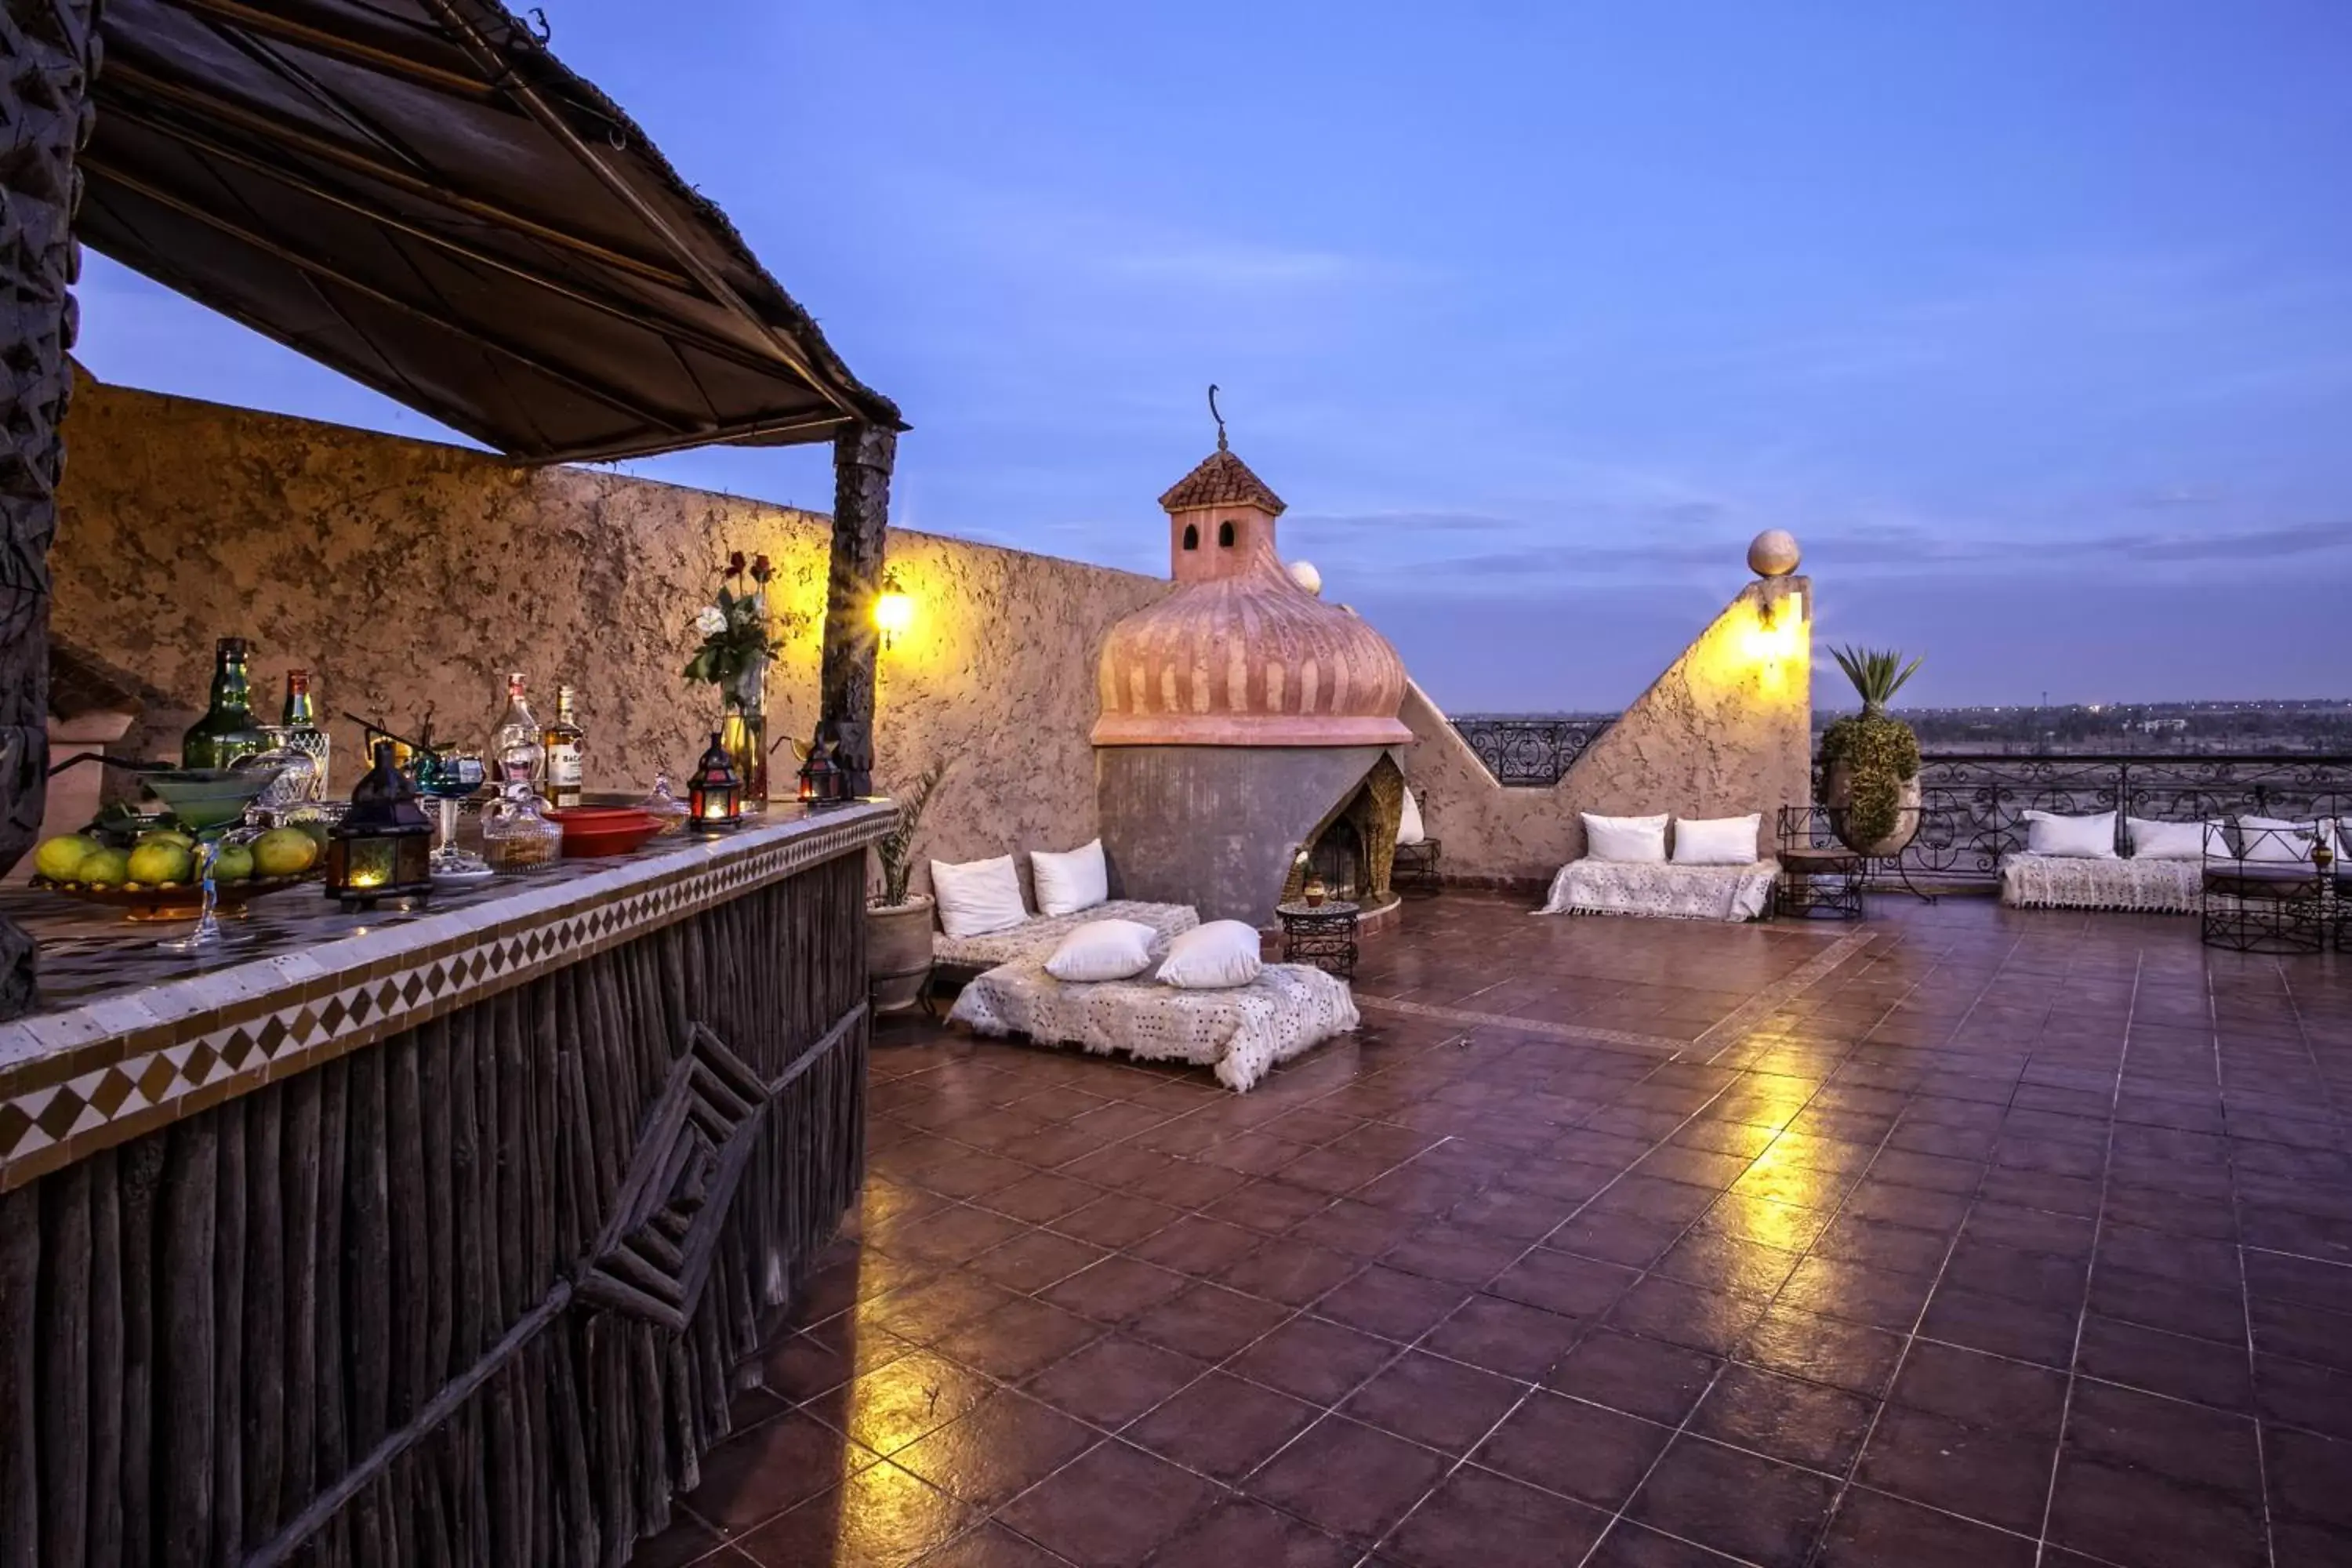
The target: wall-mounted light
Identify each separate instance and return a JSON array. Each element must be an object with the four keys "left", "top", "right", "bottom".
[{"left": 874, "top": 570, "right": 913, "bottom": 651}]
